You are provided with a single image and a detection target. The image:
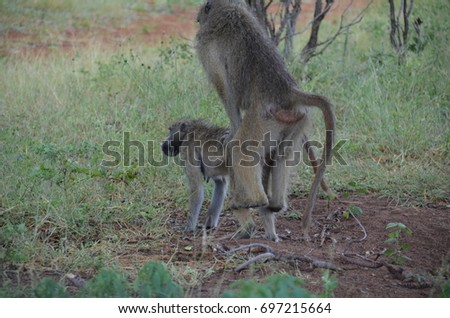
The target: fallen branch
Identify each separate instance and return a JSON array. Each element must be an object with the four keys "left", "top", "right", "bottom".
[
  {"left": 235, "top": 252, "right": 276, "bottom": 272},
  {"left": 226, "top": 243, "right": 274, "bottom": 255},
  {"left": 278, "top": 255, "right": 338, "bottom": 271},
  {"left": 340, "top": 254, "right": 383, "bottom": 268},
  {"left": 226, "top": 243, "right": 338, "bottom": 272}
]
